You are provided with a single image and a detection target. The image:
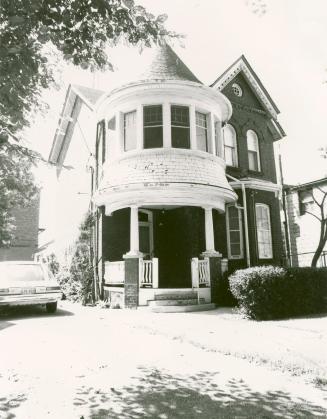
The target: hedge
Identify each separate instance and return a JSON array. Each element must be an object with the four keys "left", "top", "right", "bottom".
[{"left": 229, "top": 266, "right": 327, "bottom": 320}]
